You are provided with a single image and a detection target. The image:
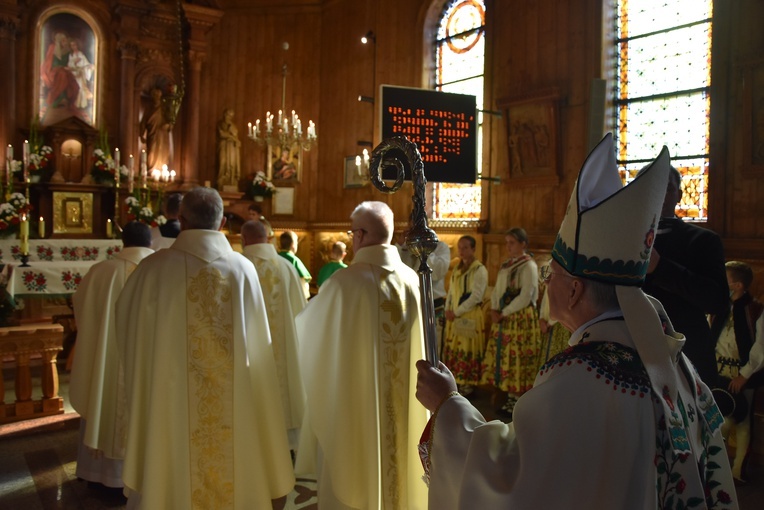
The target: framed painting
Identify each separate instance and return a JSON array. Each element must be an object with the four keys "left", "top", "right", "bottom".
[
  {"left": 53, "top": 191, "right": 93, "bottom": 234},
  {"left": 37, "top": 10, "right": 98, "bottom": 127},
  {"left": 497, "top": 90, "right": 560, "bottom": 186},
  {"left": 344, "top": 156, "right": 368, "bottom": 188},
  {"left": 267, "top": 142, "right": 301, "bottom": 183}
]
